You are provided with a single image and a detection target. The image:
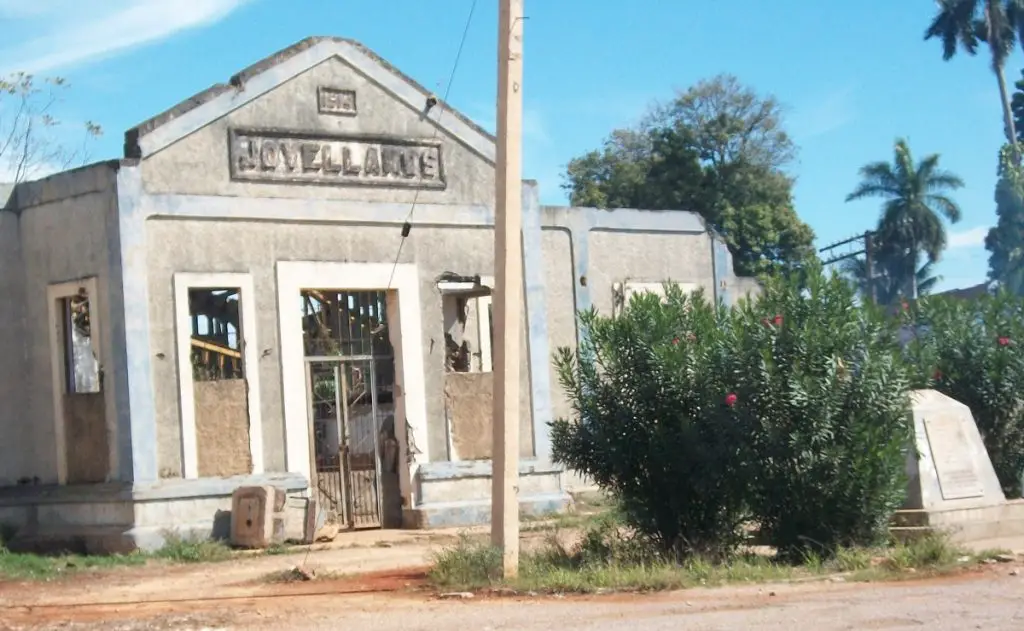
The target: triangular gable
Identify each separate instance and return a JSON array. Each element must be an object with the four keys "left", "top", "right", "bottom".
[{"left": 123, "top": 37, "right": 496, "bottom": 164}]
